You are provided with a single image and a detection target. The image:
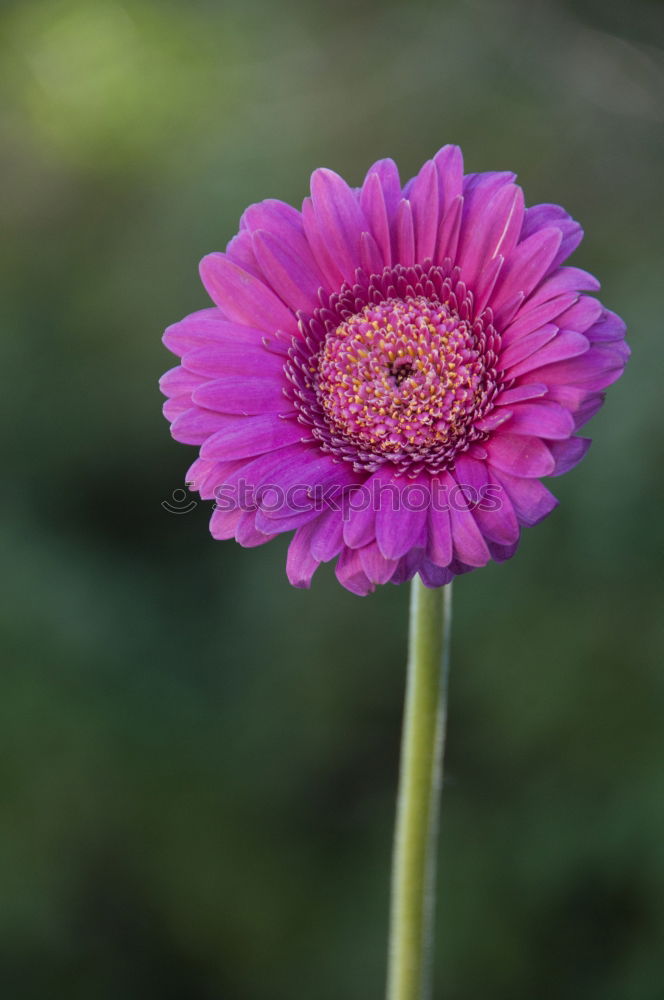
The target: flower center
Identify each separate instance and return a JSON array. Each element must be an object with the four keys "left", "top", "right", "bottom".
[
  {"left": 285, "top": 263, "right": 503, "bottom": 475},
  {"left": 315, "top": 296, "right": 485, "bottom": 459}
]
